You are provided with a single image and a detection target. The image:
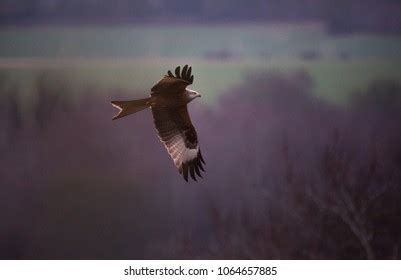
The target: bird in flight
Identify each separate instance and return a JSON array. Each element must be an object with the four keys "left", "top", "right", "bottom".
[{"left": 111, "top": 65, "right": 205, "bottom": 182}]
